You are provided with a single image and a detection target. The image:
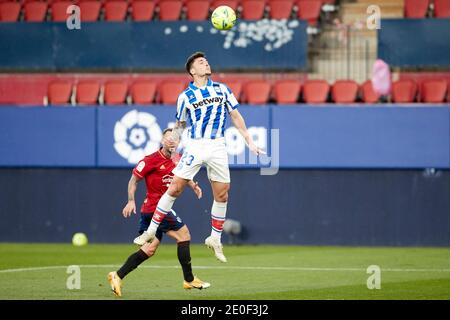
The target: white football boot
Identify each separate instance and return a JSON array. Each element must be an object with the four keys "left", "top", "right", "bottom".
[
  {"left": 133, "top": 231, "right": 155, "bottom": 246},
  {"left": 205, "top": 236, "right": 227, "bottom": 263}
]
